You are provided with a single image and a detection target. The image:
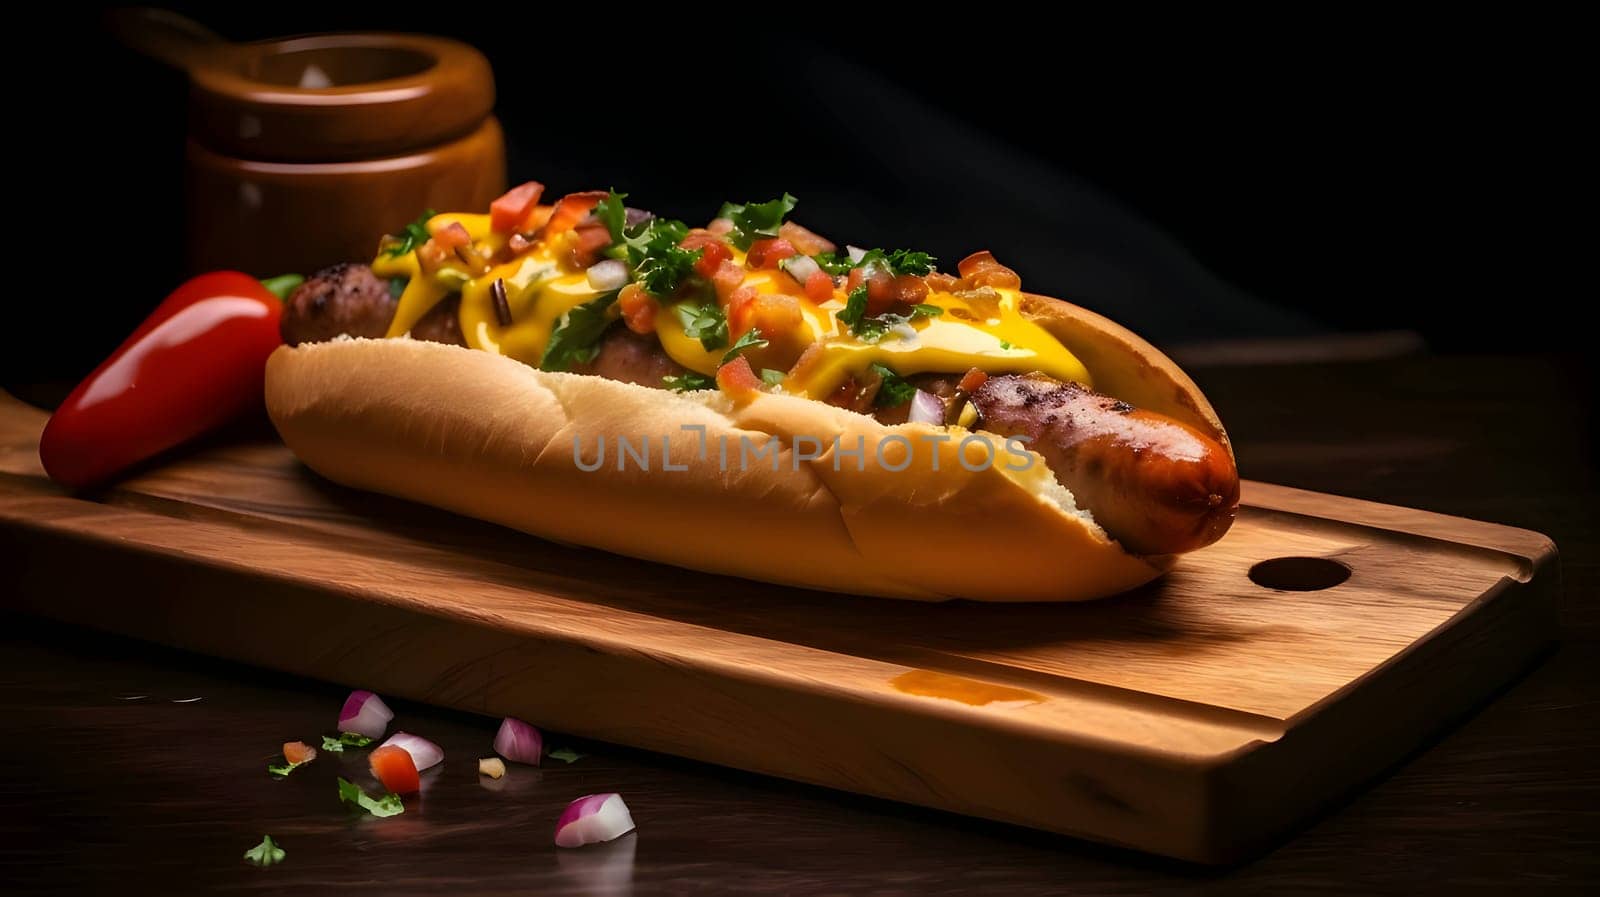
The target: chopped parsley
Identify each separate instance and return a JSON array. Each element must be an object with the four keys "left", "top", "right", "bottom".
[
  {"left": 999, "top": 339, "right": 1013, "bottom": 350},
  {"left": 547, "top": 747, "right": 588, "bottom": 764},
  {"left": 595, "top": 189, "right": 700, "bottom": 296},
  {"left": 814, "top": 247, "right": 937, "bottom": 277},
  {"left": 320, "top": 732, "right": 374, "bottom": 753},
  {"left": 720, "top": 329, "right": 769, "bottom": 365},
  {"left": 674, "top": 302, "right": 729, "bottom": 351},
  {"left": 337, "top": 777, "right": 405, "bottom": 818},
  {"left": 871, "top": 363, "right": 918, "bottom": 408},
  {"left": 266, "top": 757, "right": 305, "bottom": 777},
  {"left": 760, "top": 368, "right": 787, "bottom": 386},
  {"left": 243, "top": 835, "right": 285, "bottom": 867},
  {"left": 540, "top": 292, "right": 620, "bottom": 371},
  {"left": 662, "top": 371, "right": 716, "bottom": 392},
  {"left": 716, "top": 193, "right": 798, "bottom": 250},
  {"left": 838, "top": 287, "right": 943, "bottom": 342},
  {"left": 382, "top": 210, "right": 436, "bottom": 258}
]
